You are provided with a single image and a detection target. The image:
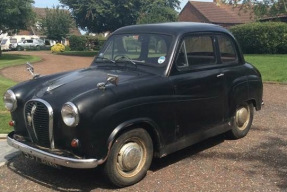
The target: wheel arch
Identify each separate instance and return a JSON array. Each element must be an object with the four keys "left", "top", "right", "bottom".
[{"left": 107, "top": 118, "right": 163, "bottom": 158}]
